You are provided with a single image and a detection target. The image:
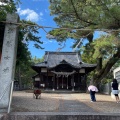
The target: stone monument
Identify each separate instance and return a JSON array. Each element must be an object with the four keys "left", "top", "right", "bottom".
[{"left": 0, "top": 13, "right": 19, "bottom": 110}]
